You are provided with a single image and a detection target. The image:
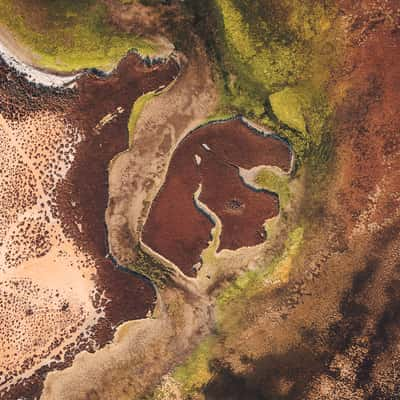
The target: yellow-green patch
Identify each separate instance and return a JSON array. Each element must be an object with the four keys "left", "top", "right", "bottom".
[
  {"left": 255, "top": 168, "right": 291, "bottom": 208},
  {"left": 211, "top": 0, "right": 341, "bottom": 162},
  {"left": 0, "top": 0, "right": 156, "bottom": 72},
  {"left": 216, "top": 225, "right": 304, "bottom": 333},
  {"left": 270, "top": 87, "right": 307, "bottom": 134},
  {"left": 128, "top": 91, "right": 157, "bottom": 146},
  {"left": 173, "top": 336, "right": 217, "bottom": 396}
]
